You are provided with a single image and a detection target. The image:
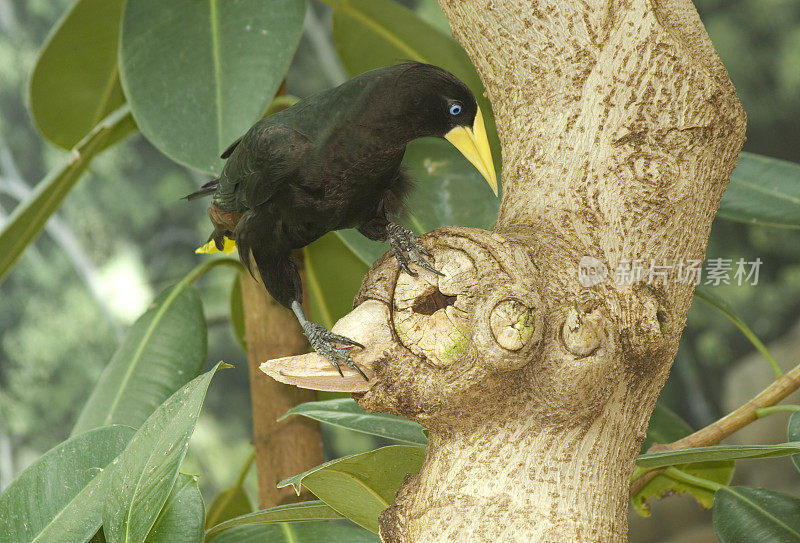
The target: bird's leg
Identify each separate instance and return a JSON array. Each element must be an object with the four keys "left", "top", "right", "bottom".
[
  {"left": 386, "top": 222, "right": 443, "bottom": 277},
  {"left": 291, "top": 300, "right": 368, "bottom": 380}
]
